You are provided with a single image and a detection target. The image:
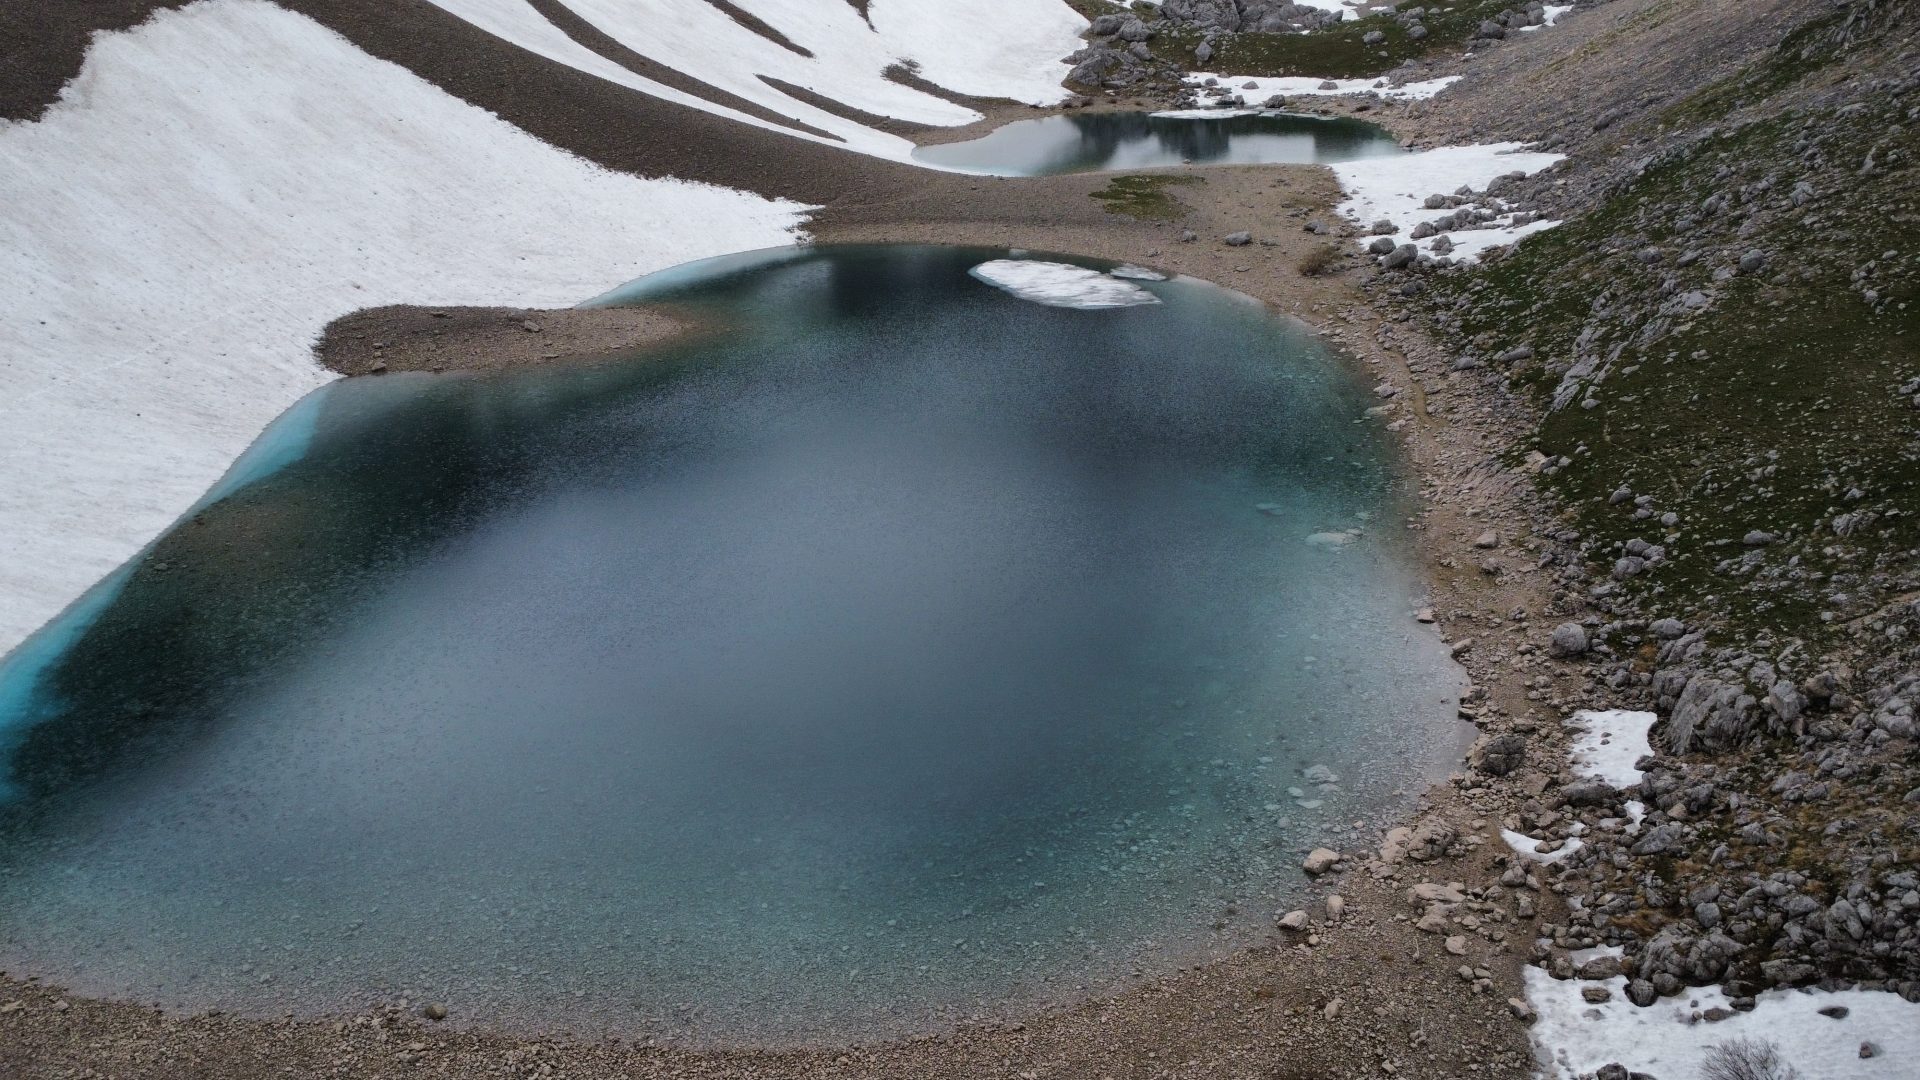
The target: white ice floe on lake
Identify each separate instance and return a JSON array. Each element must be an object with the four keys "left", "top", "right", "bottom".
[
  {"left": 424, "top": 0, "right": 1084, "bottom": 161},
  {"left": 968, "top": 260, "right": 1161, "bottom": 309},
  {"left": 1185, "top": 72, "right": 1461, "bottom": 101},
  {"left": 1502, "top": 829, "right": 1584, "bottom": 865},
  {"left": 1110, "top": 265, "right": 1169, "bottom": 281},
  {"left": 0, "top": 0, "right": 811, "bottom": 661},
  {"left": 1150, "top": 107, "right": 1264, "bottom": 119},
  {"left": 1567, "top": 709, "right": 1657, "bottom": 788},
  {"left": 1329, "top": 142, "right": 1565, "bottom": 264},
  {"left": 1528, "top": 967, "right": 1920, "bottom": 1079}
]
